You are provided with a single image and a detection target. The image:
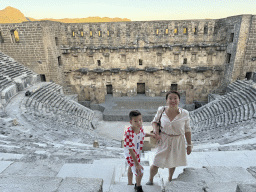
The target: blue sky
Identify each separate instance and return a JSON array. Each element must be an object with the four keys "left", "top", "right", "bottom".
[{"left": 1, "top": 0, "right": 255, "bottom": 21}]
